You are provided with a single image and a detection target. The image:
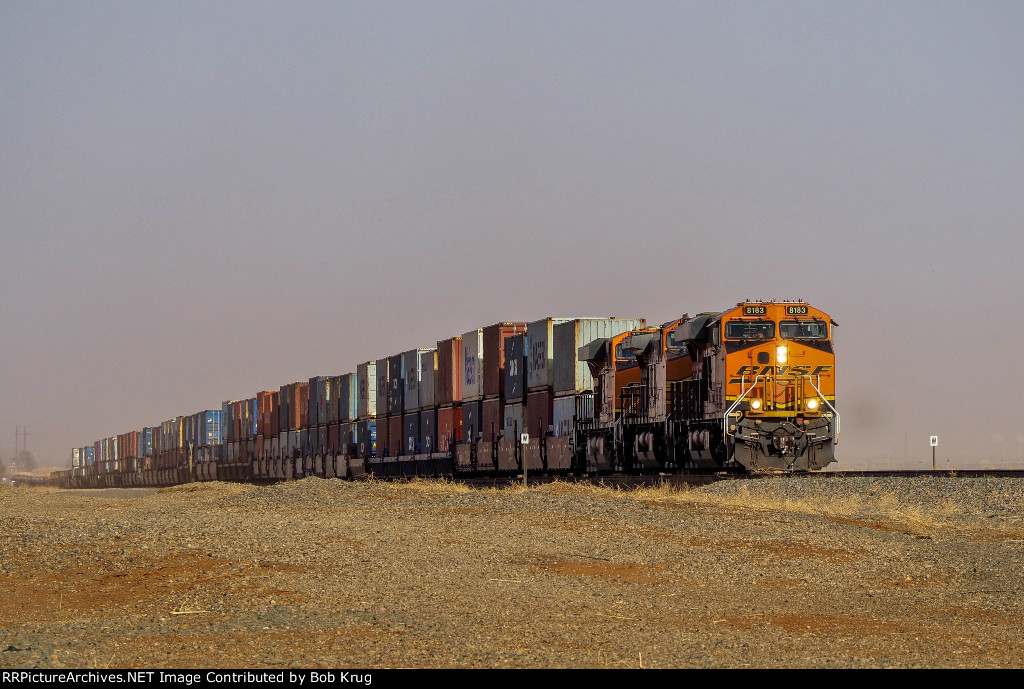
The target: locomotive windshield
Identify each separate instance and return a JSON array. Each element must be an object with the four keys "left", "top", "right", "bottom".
[
  {"left": 725, "top": 321, "right": 774, "bottom": 340},
  {"left": 780, "top": 320, "right": 828, "bottom": 339}
]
